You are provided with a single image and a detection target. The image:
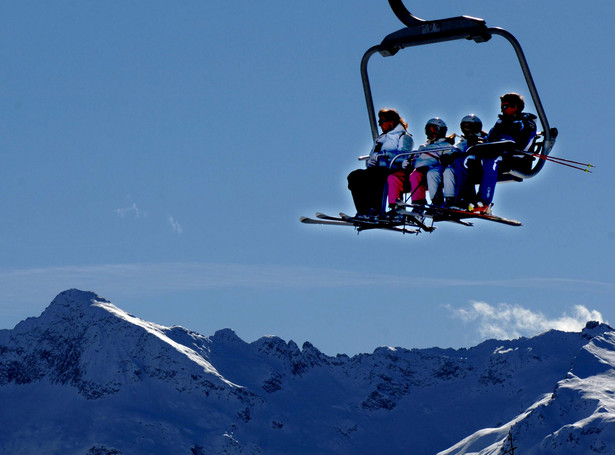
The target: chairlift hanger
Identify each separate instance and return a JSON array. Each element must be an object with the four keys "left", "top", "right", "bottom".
[{"left": 361, "top": 0, "right": 558, "bottom": 179}]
